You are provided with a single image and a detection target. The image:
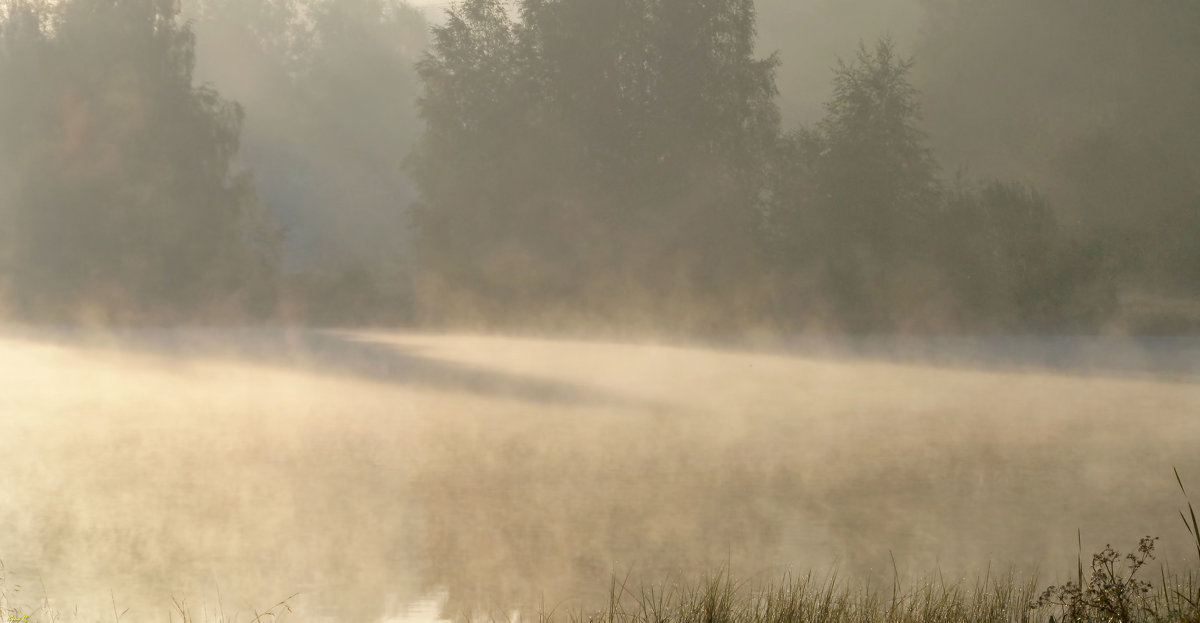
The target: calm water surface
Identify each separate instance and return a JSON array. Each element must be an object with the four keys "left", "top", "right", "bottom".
[{"left": 1, "top": 328, "right": 1198, "bottom": 622}]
